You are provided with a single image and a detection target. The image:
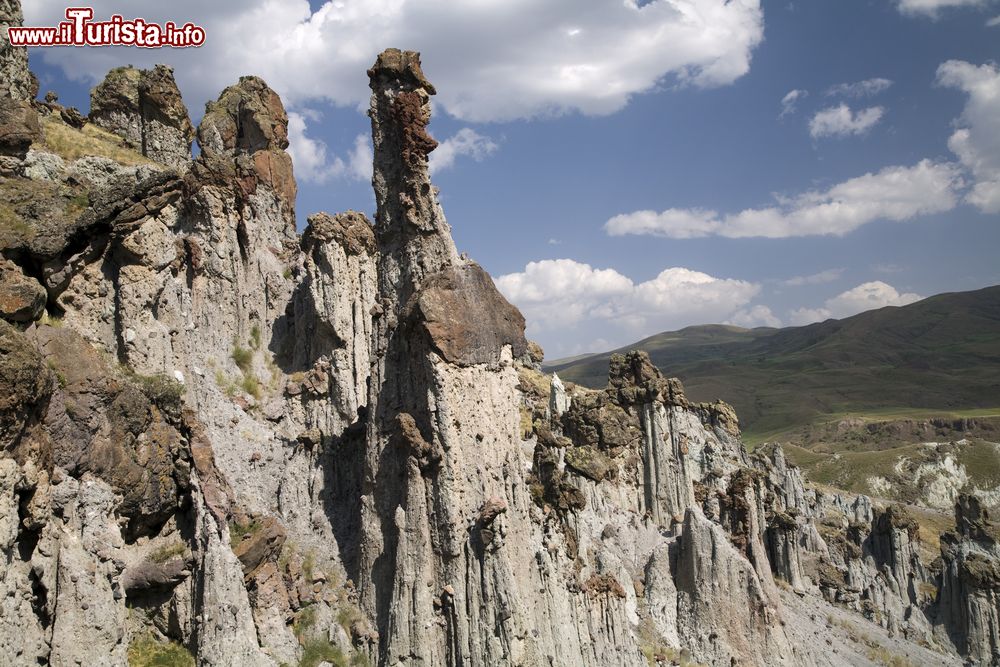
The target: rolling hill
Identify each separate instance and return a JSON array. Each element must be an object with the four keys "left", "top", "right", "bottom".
[{"left": 545, "top": 285, "right": 1000, "bottom": 443}]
